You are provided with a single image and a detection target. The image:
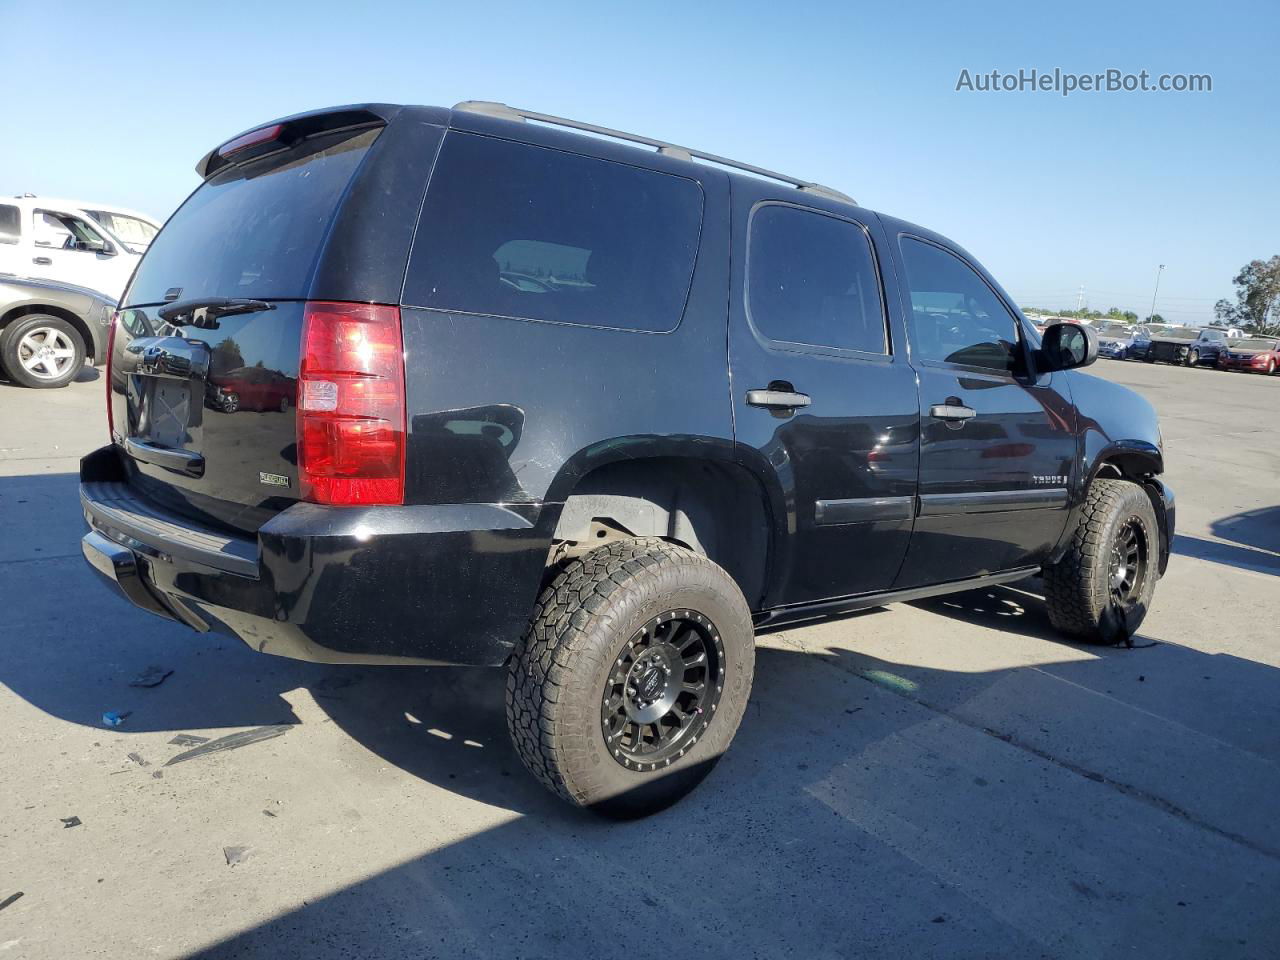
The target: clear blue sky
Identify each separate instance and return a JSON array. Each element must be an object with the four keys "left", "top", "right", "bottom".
[{"left": 4, "top": 0, "right": 1275, "bottom": 324}]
